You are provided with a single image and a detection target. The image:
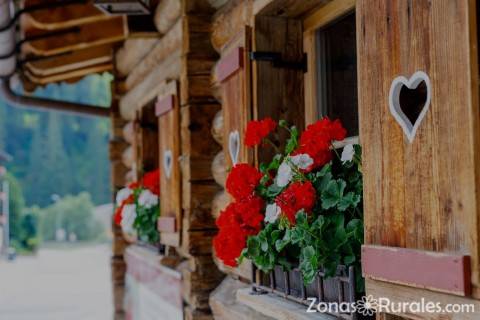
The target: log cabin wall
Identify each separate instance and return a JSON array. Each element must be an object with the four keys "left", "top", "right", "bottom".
[{"left": 115, "top": 0, "right": 224, "bottom": 319}]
